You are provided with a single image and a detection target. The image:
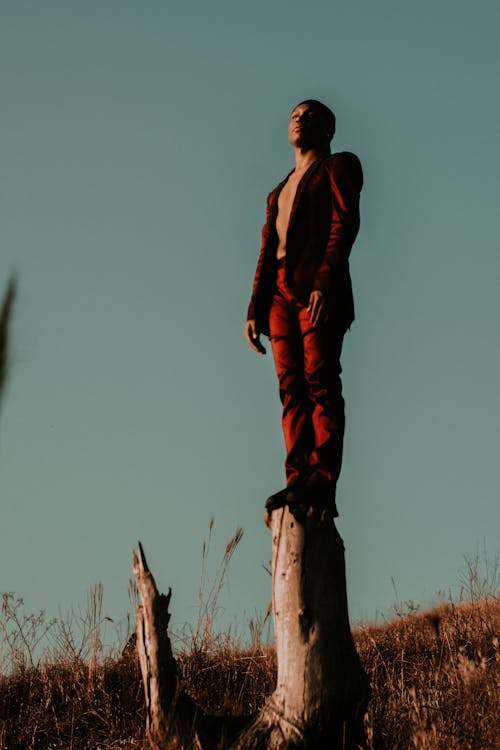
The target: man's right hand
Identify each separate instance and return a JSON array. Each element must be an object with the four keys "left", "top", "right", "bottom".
[{"left": 244, "top": 319, "right": 266, "bottom": 354}]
